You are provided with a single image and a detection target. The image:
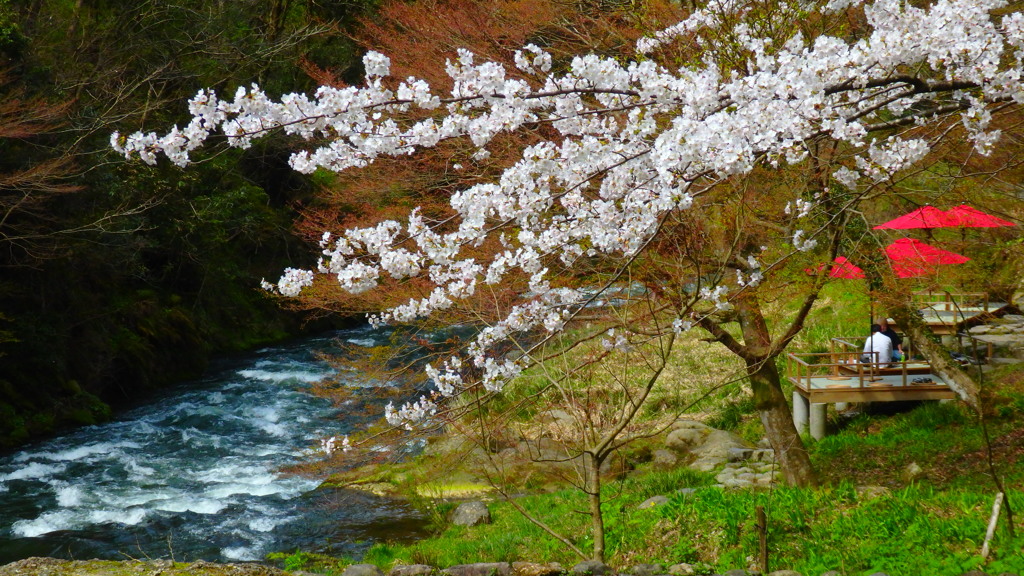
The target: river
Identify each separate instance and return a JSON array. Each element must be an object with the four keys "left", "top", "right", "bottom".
[{"left": 0, "top": 325, "right": 430, "bottom": 564}]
